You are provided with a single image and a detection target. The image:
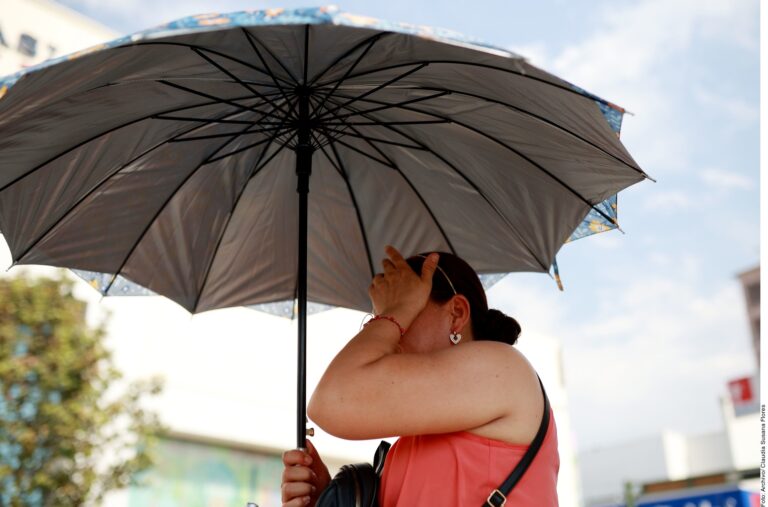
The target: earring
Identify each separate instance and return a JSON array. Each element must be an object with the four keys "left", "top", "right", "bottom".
[{"left": 449, "top": 331, "right": 462, "bottom": 345}]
